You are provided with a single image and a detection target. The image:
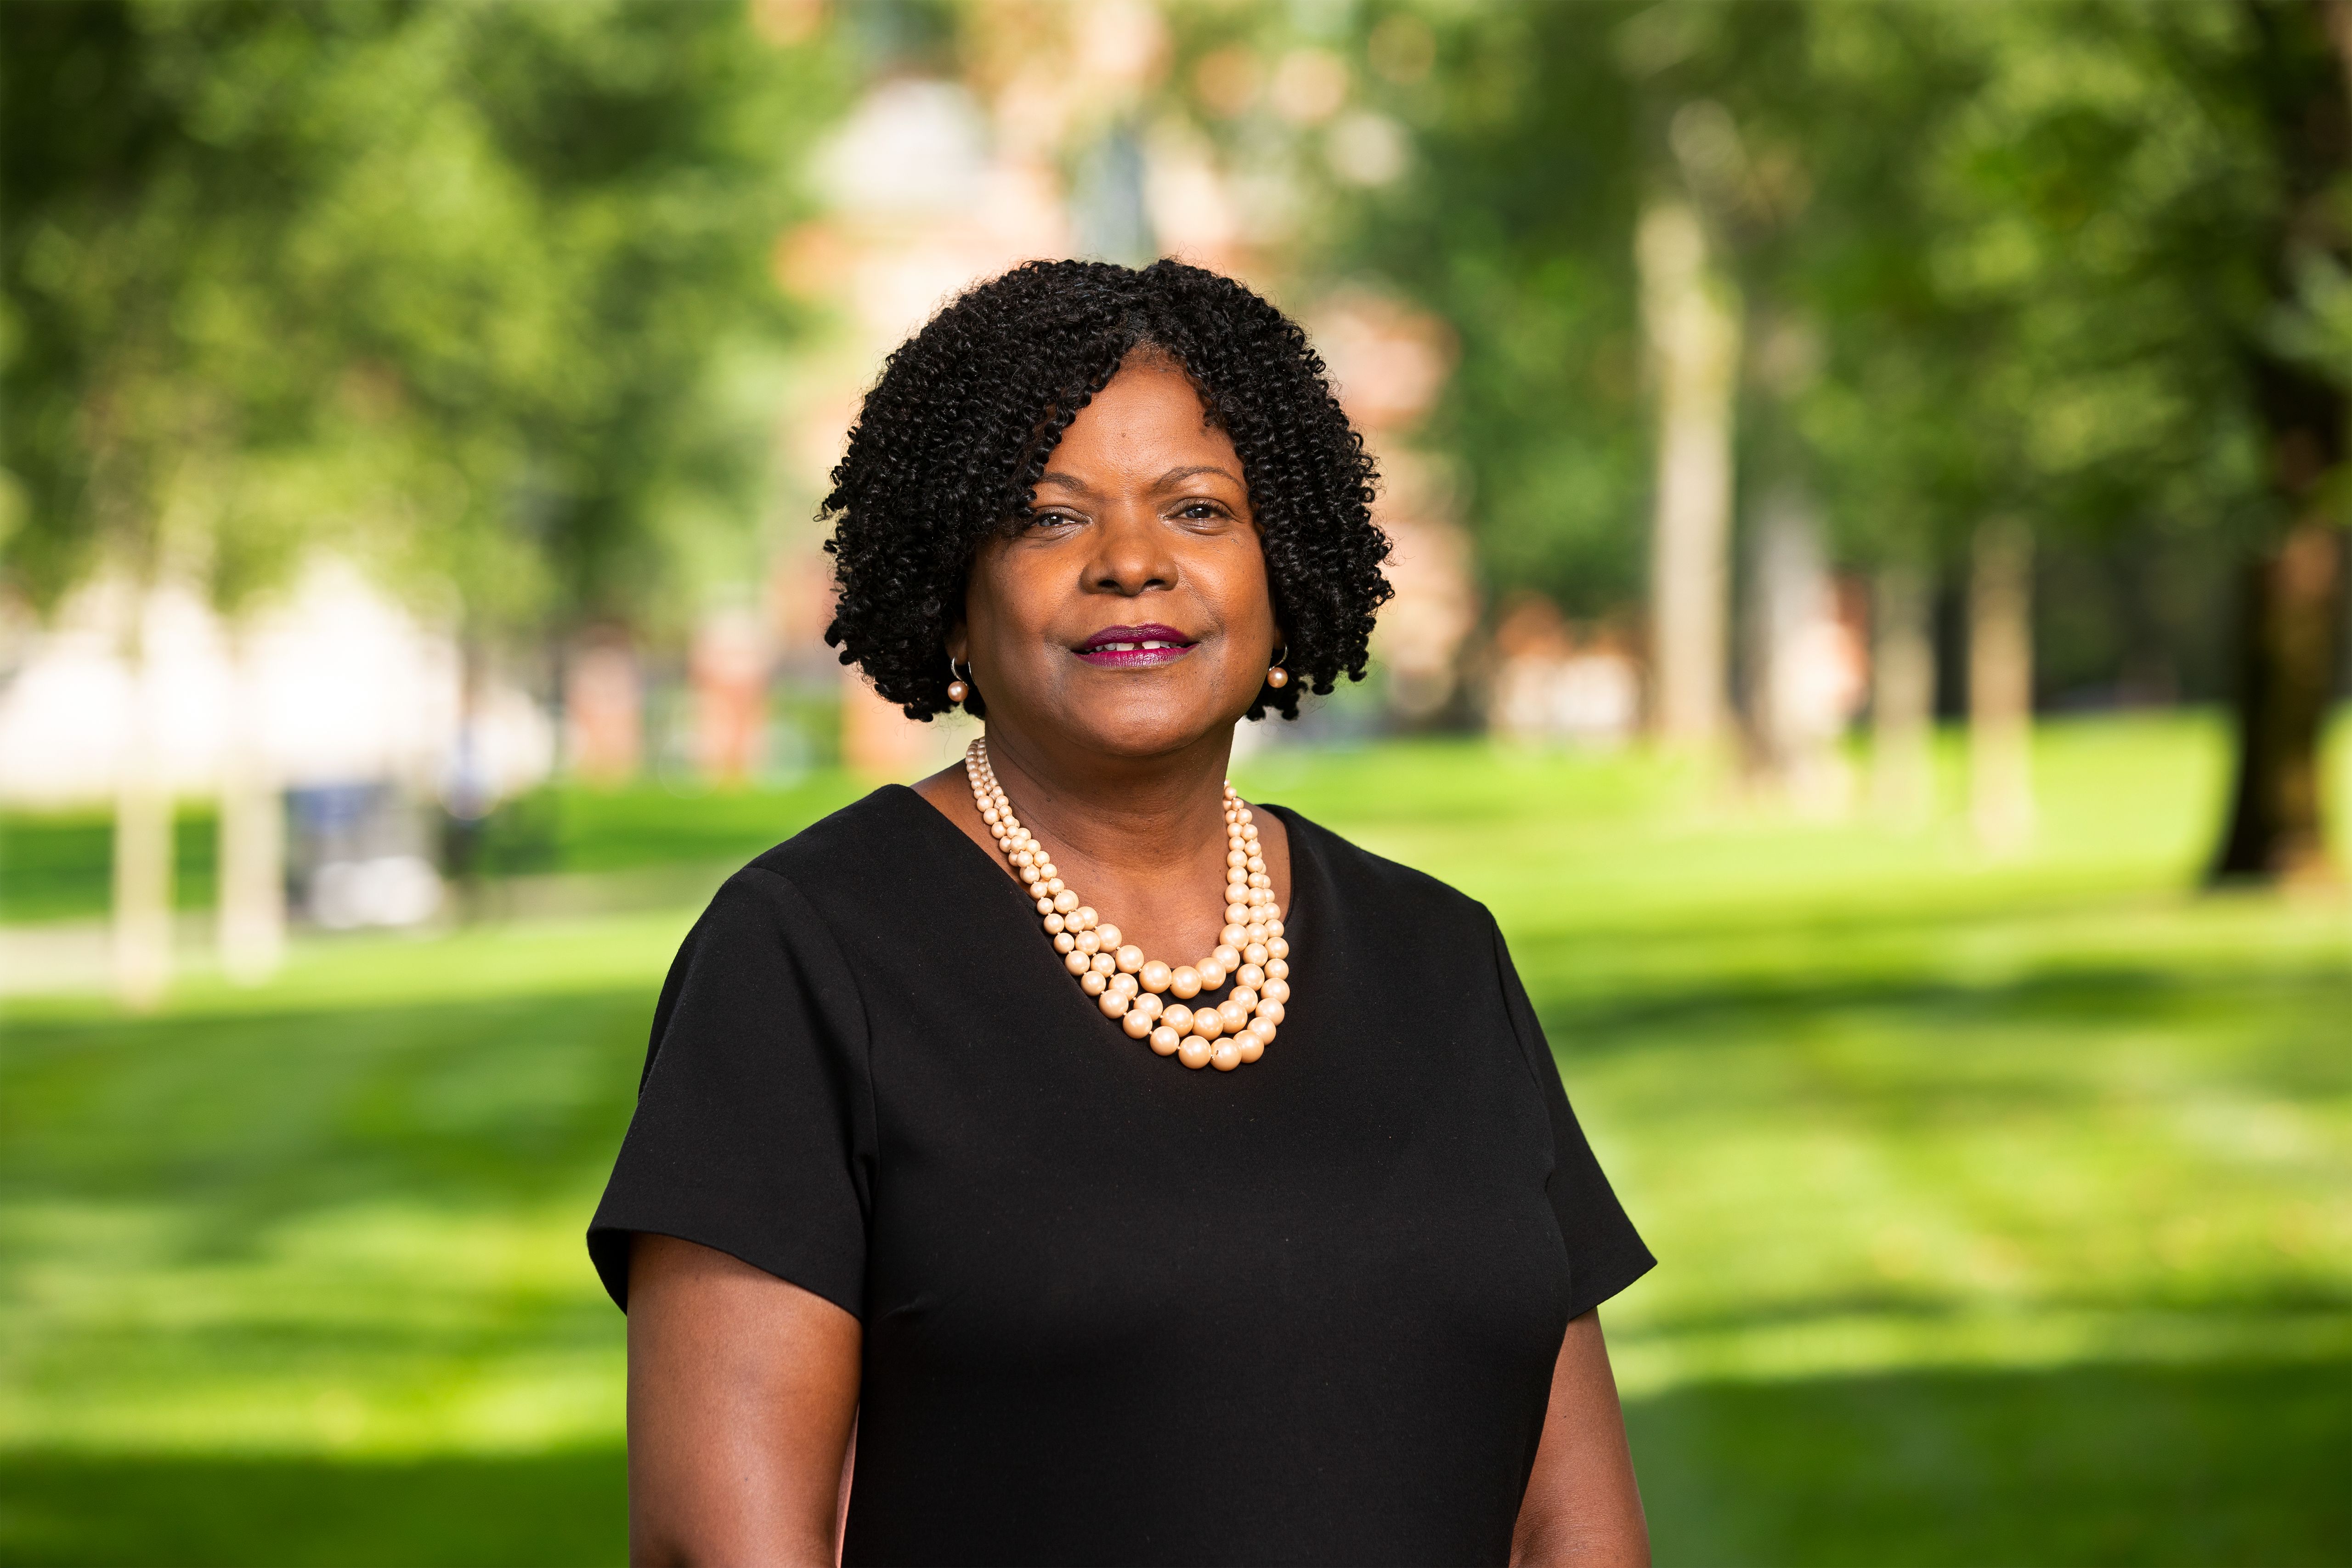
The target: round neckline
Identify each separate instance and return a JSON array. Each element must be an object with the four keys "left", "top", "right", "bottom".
[
  {"left": 885, "top": 779, "right": 1308, "bottom": 933},
  {"left": 884, "top": 781, "right": 1044, "bottom": 913},
  {"left": 883, "top": 780, "right": 1311, "bottom": 1036}
]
